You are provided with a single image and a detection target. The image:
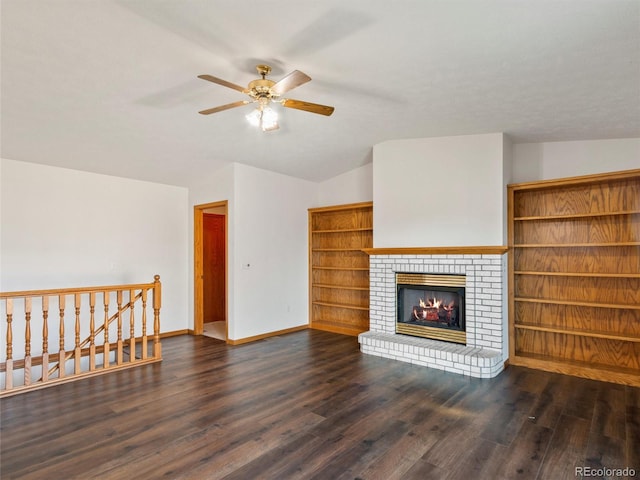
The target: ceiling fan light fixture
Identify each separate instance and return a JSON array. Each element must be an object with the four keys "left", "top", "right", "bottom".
[
  {"left": 245, "top": 108, "right": 261, "bottom": 127},
  {"left": 245, "top": 105, "right": 279, "bottom": 132},
  {"left": 260, "top": 107, "right": 279, "bottom": 131}
]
